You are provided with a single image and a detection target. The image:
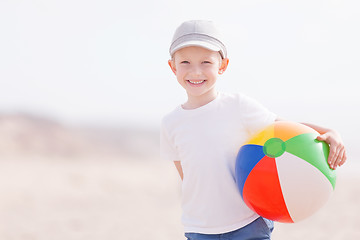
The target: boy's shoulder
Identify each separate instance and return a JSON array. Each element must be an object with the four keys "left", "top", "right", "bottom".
[{"left": 161, "top": 105, "right": 182, "bottom": 127}]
